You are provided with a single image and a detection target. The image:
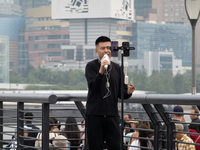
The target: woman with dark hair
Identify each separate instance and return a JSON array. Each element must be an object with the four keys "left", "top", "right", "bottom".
[
  {"left": 62, "top": 117, "right": 81, "bottom": 150},
  {"left": 129, "top": 124, "right": 153, "bottom": 150},
  {"left": 35, "top": 117, "right": 60, "bottom": 147}
]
